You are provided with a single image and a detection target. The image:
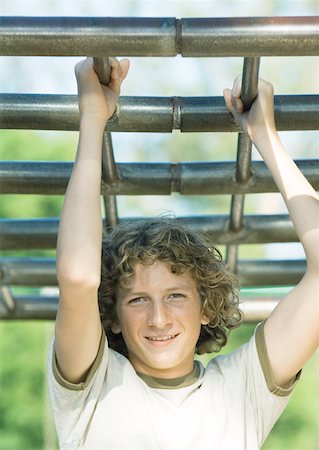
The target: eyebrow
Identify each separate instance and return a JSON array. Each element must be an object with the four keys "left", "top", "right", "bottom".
[
  {"left": 123, "top": 285, "right": 193, "bottom": 298},
  {"left": 164, "top": 285, "right": 192, "bottom": 292}
]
